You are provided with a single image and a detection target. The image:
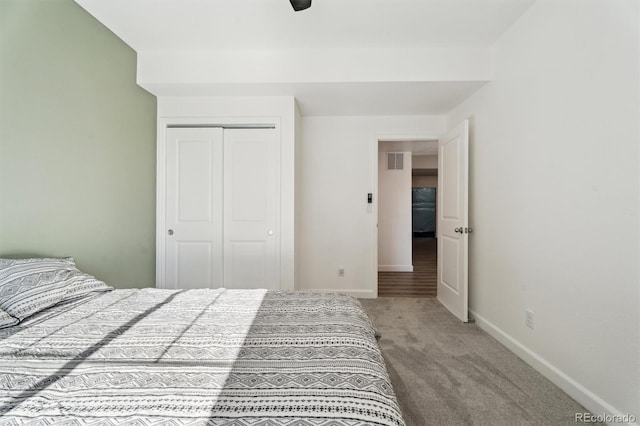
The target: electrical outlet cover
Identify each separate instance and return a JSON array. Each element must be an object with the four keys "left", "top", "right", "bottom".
[{"left": 525, "top": 310, "right": 534, "bottom": 329}]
